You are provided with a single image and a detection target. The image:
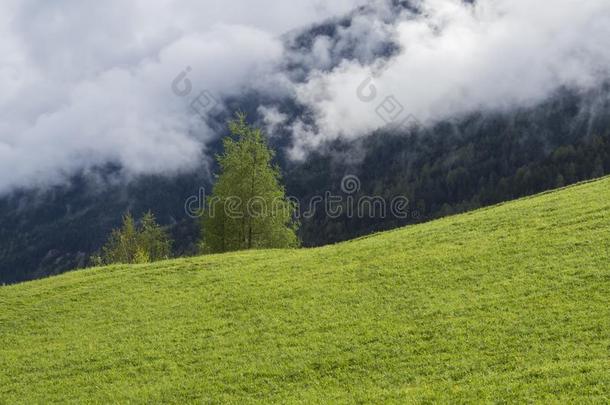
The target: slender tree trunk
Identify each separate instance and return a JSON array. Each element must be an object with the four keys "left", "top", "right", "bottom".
[{"left": 248, "top": 148, "right": 258, "bottom": 249}]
